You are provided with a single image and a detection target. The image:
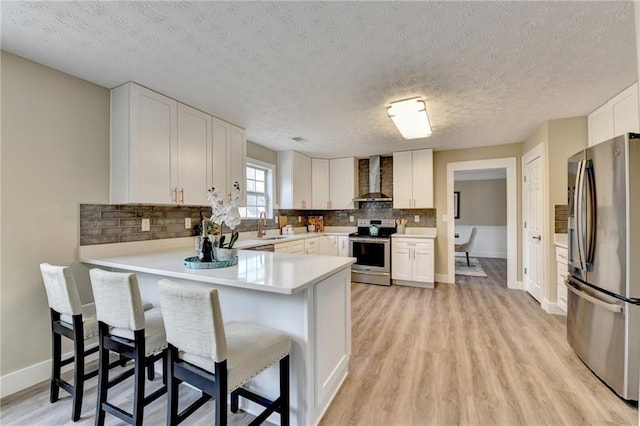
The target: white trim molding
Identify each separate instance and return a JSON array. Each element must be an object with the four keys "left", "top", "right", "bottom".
[{"left": 447, "top": 158, "right": 518, "bottom": 288}]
